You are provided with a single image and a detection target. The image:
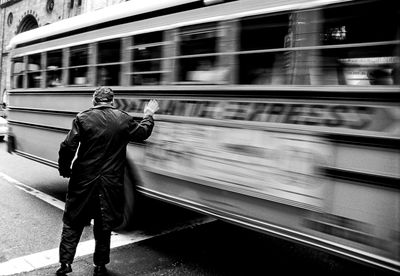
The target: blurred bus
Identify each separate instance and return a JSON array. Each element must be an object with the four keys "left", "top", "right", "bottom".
[{"left": 5, "top": 0, "right": 400, "bottom": 272}]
